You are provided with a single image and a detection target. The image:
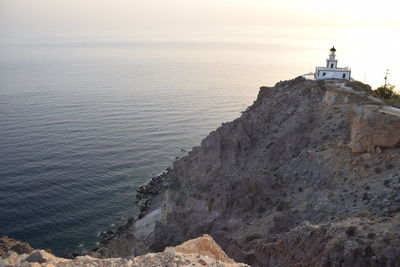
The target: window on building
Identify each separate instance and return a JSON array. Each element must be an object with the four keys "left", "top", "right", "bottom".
[
  {"left": 342, "top": 73, "right": 346, "bottom": 78},
  {"left": 331, "top": 63, "right": 334, "bottom": 68}
]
